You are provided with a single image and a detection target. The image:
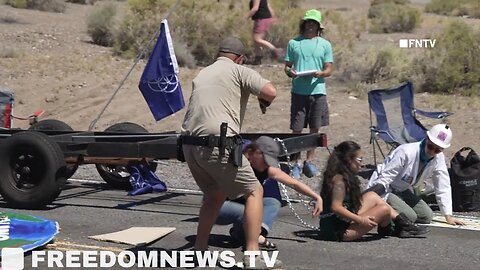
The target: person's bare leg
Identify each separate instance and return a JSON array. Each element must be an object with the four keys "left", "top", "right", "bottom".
[
  {"left": 253, "top": 32, "right": 276, "bottom": 51},
  {"left": 306, "top": 128, "right": 319, "bottom": 161},
  {"left": 343, "top": 203, "right": 391, "bottom": 241},
  {"left": 243, "top": 184, "right": 264, "bottom": 251},
  {"left": 194, "top": 190, "right": 227, "bottom": 251},
  {"left": 253, "top": 32, "right": 263, "bottom": 56},
  {"left": 358, "top": 192, "right": 392, "bottom": 227},
  {"left": 388, "top": 204, "right": 400, "bottom": 219},
  {"left": 342, "top": 192, "right": 391, "bottom": 241}
]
